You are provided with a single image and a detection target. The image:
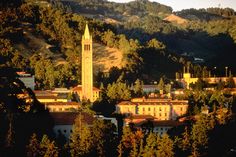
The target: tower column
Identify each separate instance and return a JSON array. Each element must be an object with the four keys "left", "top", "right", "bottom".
[{"left": 81, "top": 23, "right": 93, "bottom": 102}]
